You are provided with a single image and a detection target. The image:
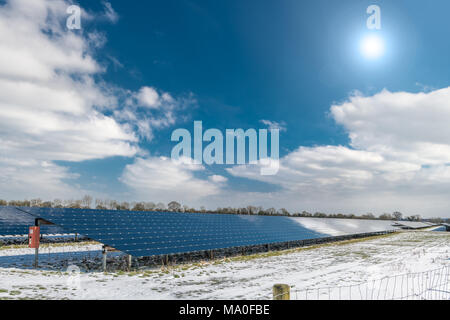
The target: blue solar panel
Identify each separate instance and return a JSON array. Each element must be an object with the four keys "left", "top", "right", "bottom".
[
  {"left": 20, "top": 207, "right": 330, "bottom": 257},
  {"left": 0, "top": 206, "right": 64, "bottom": 236}
]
